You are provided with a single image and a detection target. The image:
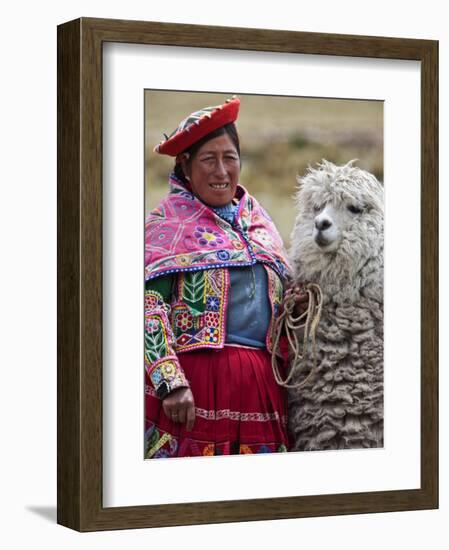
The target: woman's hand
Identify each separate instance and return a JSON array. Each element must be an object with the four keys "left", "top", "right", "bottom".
[
  {"left": 162, "top": 387, "right": 196, "bottom": 431},
  {"left": 291, "top": 285, "right": 309, "bottom": 318},
  {"left": 284, "top": 282, "right": 309, "bottom": 318}
]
